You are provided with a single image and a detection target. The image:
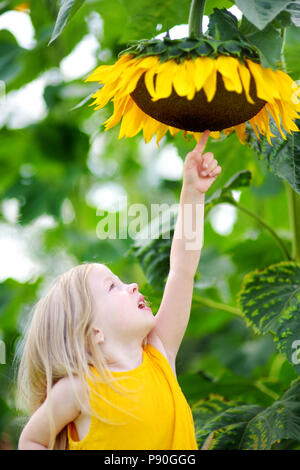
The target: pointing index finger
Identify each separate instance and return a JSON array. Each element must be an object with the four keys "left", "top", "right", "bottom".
[{"left": 195, "top": 129, "right": 210, "bottom": 155}]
